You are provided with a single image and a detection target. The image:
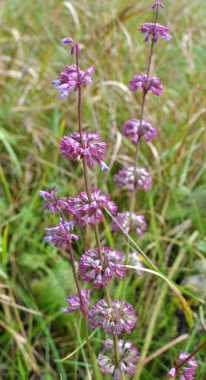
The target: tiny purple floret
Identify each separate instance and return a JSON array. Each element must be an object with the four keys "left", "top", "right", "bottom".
[{"left": 152, "top": 0, "right": 165, "bottom": 9}]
